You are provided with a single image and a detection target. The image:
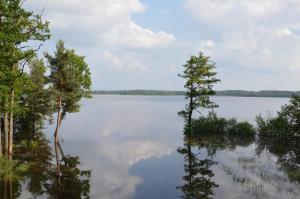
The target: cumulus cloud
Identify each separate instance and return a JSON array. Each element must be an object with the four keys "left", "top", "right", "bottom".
[
  {"left": 185, "top": 0, "right": 300, "bottom": 90},
  {"left": 103, "top": 51, "right": 149, "bottom": 72},
  {"left": 25, "top": 0, "right": 175, "bottom": 49},
  {"left": 184, "top": 0, "right": 285, "bottom": 21},
  {"left": 276, "top": 28, "right": 292, "bottom": 37},
  {"left": 101, "top": 22, "right": 176, "bottom": 48}
]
